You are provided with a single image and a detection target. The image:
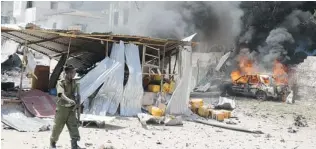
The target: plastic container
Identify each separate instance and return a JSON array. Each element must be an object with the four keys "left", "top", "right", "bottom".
[
  {"left": 198, "top": 106, "right": 210, "bottom": 118},
  {"left": 212, "top": 111, "right": 225, "bottom": 122},
  {"left": 148, "top": 85, "right": 160, "bottom": 93},
  {"left": 190, "top": 99, "right": 204, "bottom": 109},
  {"left": 162, "top": 83, "right": 170, "bottom": 93},
  {"left": 169, "top": 81, "right": 175, "bottom": 93},
  {"left": 153, "top": 75, "right": 162, "bottom": 81},
  {"left": 221, "top": 110, "right": 228, "bottom": 119},
  {"left": 221, "top": 110, "right": 232, "bottom": 119},
  {"left": 147, "top": 106, "right": 163, "bottom": 117}
]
